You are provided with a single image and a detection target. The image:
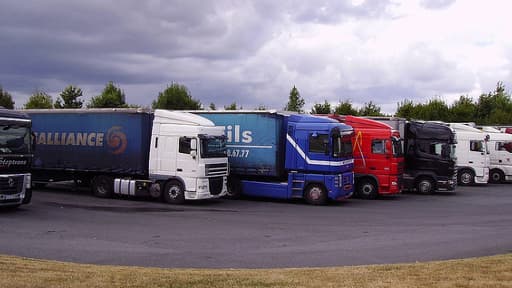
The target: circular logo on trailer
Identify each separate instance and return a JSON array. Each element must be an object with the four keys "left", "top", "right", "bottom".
[{"left": 107, "top": 126, "right": 127, "bottom": 155}]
